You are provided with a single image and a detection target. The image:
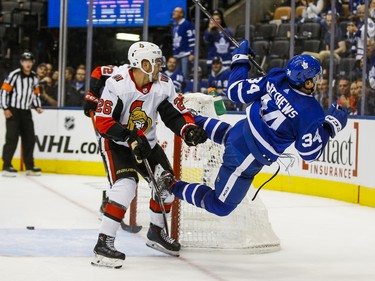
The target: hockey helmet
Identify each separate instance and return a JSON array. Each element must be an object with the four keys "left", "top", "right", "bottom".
[
  {"left": 20, "top": 51, "right": 35, "bottom": 62},
  {"left": 128, "top": 41, "right": 165, "bottom": 81},
  {"left": 285, "top": 54, "right": 322, "bottom": 87}
]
